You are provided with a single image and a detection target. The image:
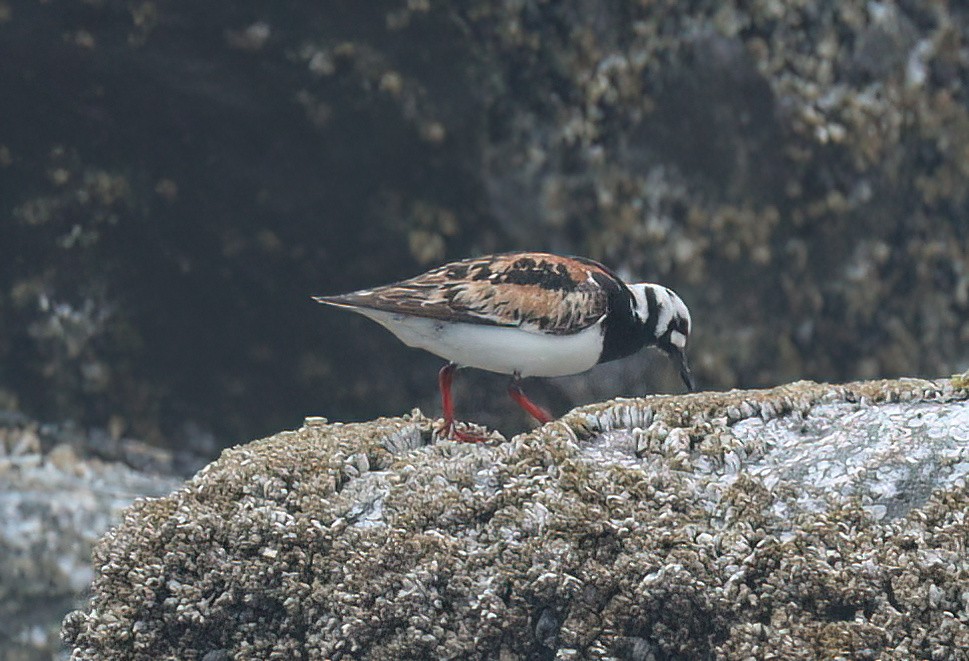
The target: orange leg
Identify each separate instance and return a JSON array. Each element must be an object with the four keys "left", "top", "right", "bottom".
[
  {"left": 508, "top": 374, "right": 553, "bottom": 424},
  {"left": 438, "top": 363, "right": 489, "bottom": 442}
]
